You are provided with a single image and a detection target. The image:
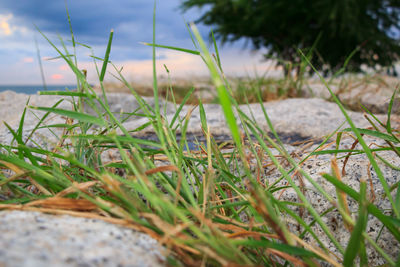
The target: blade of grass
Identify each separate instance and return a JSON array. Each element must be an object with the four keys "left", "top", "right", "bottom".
[
  {"left": 98, "top": 29, "right": 114, "bottom": 109},
  {"left": 169, "top": 86, "right": 195, "bottom": 128},
  {"left": 343, "top": 180, "right": 368, "bottom": 266},
  {"left": 34, "top": 34, "right": 47, "bottom": 91},
  {"left": 211, "top": 30, "right": 222, "bottom": 70},
  {"left": 28, "top": 106, "right": 107, "bottom": 127},
  {"left": 341, "top": 128, "right": 399, "bottom": 143},
  {"left": 39, "top": 91, "right": 97, "bottom": 98},
  {"left": 386, "top": 86, "right": 398, "bottom": 135},
  {"left": 4, "top": 122, "right": 39, "bottom": 167},
  {"left": 190, "top": 23, "right": 244, "bottom": 163},
  {"left": 99, "top": 29, "right": 114, "bottom": 83},
  {"left": 140, "top": 42, "right": 200, "bottom": 55}
]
